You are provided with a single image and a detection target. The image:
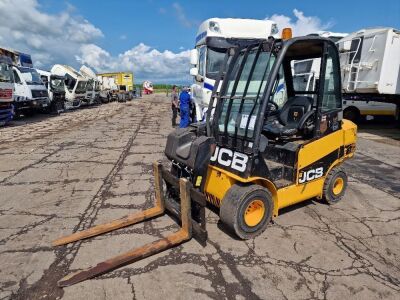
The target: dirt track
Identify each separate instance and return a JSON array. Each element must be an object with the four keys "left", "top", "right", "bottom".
[{"left": 0, "top": 94, "right": 399, "bottom": 300}]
